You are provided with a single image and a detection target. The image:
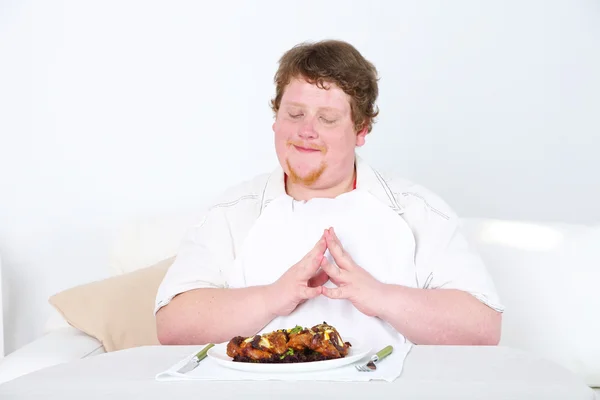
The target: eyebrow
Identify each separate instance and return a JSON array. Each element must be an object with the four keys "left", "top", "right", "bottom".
[{"left": 283, "top": 102, "right": 343, "bottom": 114}]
